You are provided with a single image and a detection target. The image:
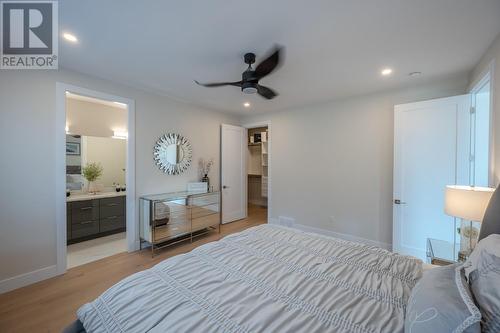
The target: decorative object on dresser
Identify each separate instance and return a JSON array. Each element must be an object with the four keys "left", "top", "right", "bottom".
[
  {"left": 140, "top": 190, "right": 220, "bottom": 256},
  {"left": 82, "top": 162, "right": 103, "bottom": 194},
  {"left": 187, "top": 182, "right": 208, "bottom": 194},
  {"left": 198, "top": 158, "right": 214, "bottom": 189},
  {"left": 444, "top": 185, "right": 494, "bottom": 260},
  {"left": 153, "top": 133, "right": 192, "bottom": 175},
  {"left": 67, "top": 194, "right": 126, "bottom": 244}
]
